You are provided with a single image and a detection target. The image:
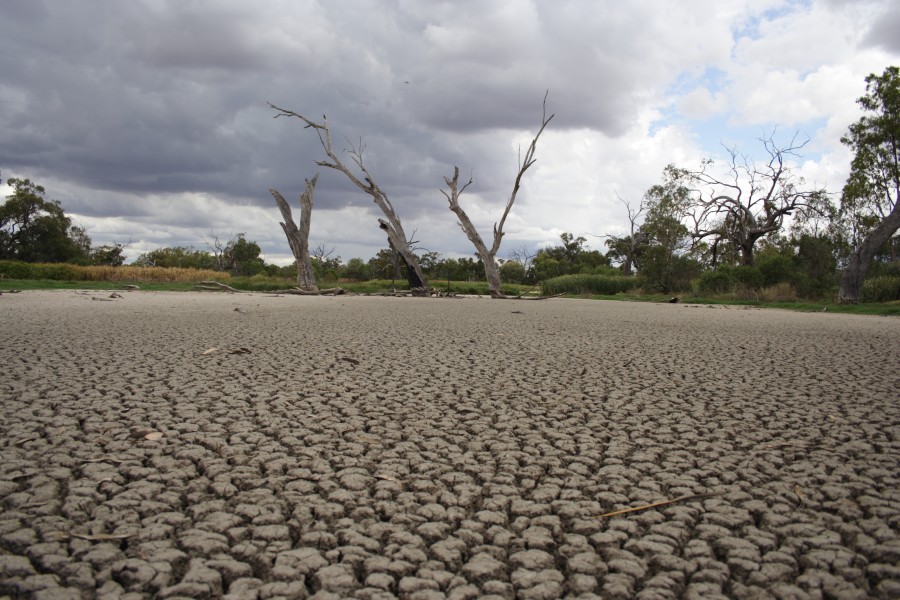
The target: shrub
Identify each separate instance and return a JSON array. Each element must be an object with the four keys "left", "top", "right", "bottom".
[
  {"left": 540, "top": 274, "right": 638, "bottom": 296},
  {"left": 0, "top": 261, "right": 35, "bottom": 279},
  {"left": 758, "top": 255, "right": 795, "bottom": 286},
  {"left": 793, "top": 272, "right": 836, "bottom": 300},
  {"left": 732, "top": 265, "right": 764, "bottom": 290},
  {"left": 696, "top": 269, "right": 735, "bottom": 294},
  {"left": 861, "top": 276, "right": 900, "bottom": 302},
  {"left": 758, "top": 282, "right": 799, "bottom": 302},
  {"left": 499, "top": 260, "right": 526, "bottom": 284}
]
